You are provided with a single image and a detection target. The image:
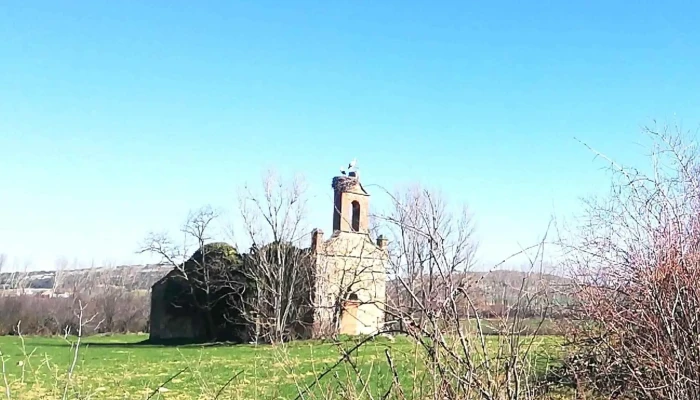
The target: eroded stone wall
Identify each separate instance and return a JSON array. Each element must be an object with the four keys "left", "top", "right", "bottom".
[{"left": 313, "top": 231, "right": 387, "bottom": 336}]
